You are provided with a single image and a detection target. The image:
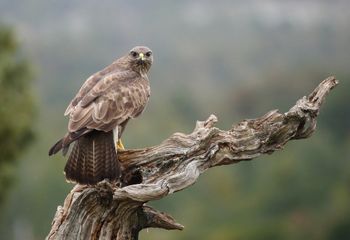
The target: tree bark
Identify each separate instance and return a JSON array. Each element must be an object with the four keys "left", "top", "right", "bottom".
[{"left": 47, "top": 77, "right": 338, "bottom": 240}]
